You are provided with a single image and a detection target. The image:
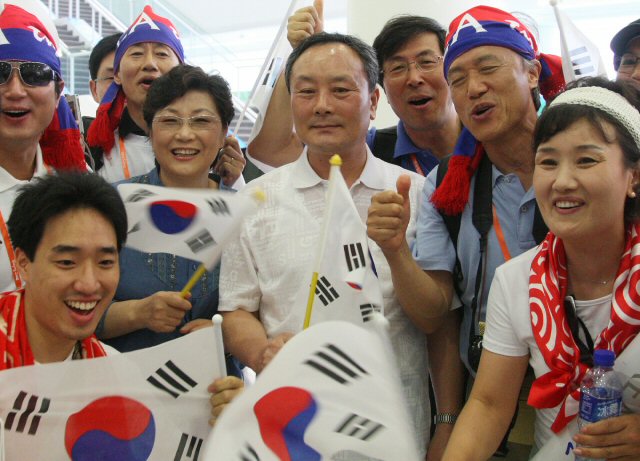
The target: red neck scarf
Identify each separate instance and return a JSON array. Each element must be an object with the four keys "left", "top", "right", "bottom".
[
  {"left": 528, "top": 225, "right": 640, "bottom": 432},
  {"left": 0, "top": 289, "right": 106, "bottom": 370}
]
